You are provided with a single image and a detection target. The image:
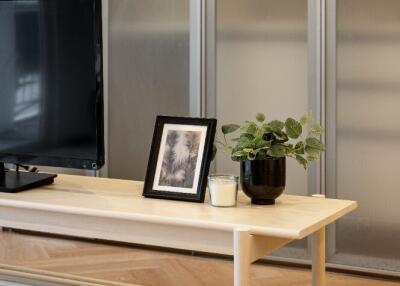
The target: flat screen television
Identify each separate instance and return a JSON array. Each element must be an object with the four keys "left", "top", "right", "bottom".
[{"left": 0, "top": 0, "right": 104, "bottom": 192}]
